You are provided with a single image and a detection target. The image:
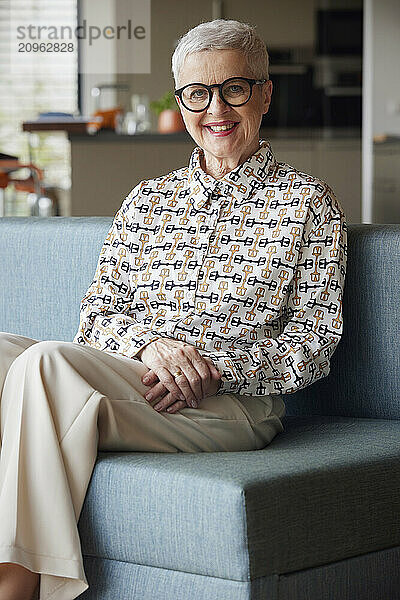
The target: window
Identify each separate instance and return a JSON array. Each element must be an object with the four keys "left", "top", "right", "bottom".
[{"left": 0, "top": 0, "right": 78, "bottom": 215}]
